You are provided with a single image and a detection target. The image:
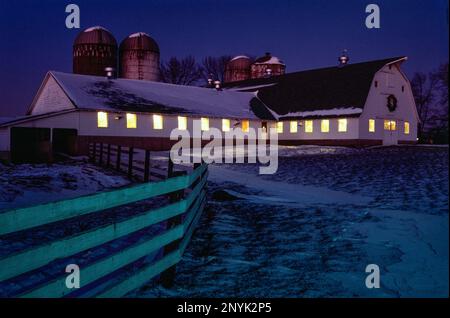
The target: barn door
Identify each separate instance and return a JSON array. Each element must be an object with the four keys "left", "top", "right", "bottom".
[
  {"left": 10, "top": 127, "right": 52, "bottom": 163},
  {"left": 52, "top": 128, "right": 78, "bottom": 156},
  {"left": 383, "top": 120, "right": 398, "bottom": 145}
]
